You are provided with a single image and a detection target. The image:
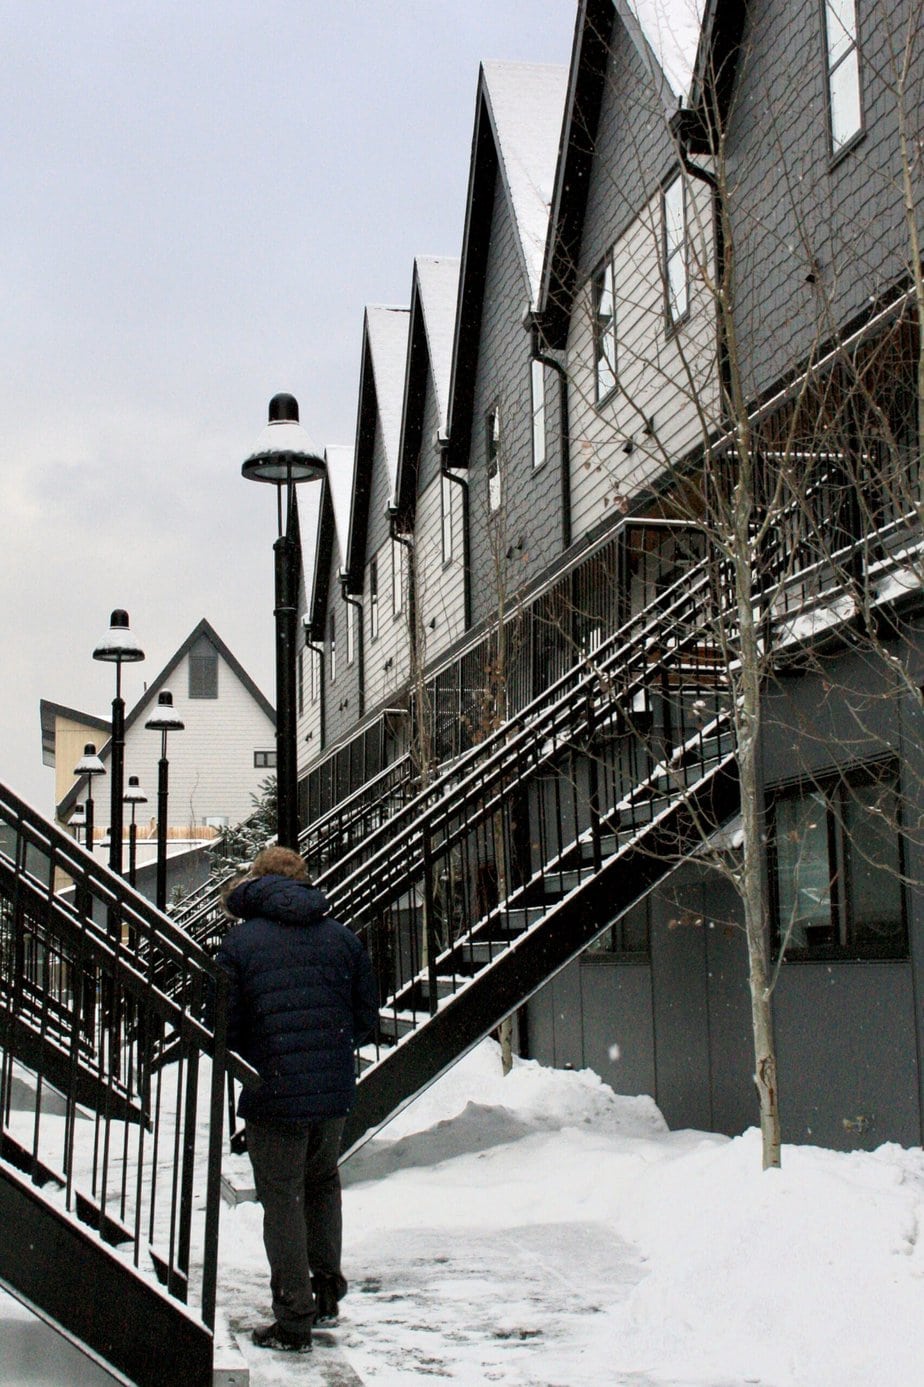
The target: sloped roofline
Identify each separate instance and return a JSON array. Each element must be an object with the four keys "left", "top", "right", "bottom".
[
  {"left": 40, "top": 699, "right": 110, "bottom": 768},
  {"left": 536, "top": 0, "right": 692, "bottom": 348},
  {"left": 444, "top": 61, "right": 568, "bottom": 470},
  {"left": 57, "top": 617, "right": 275, "bottom": 818}
]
